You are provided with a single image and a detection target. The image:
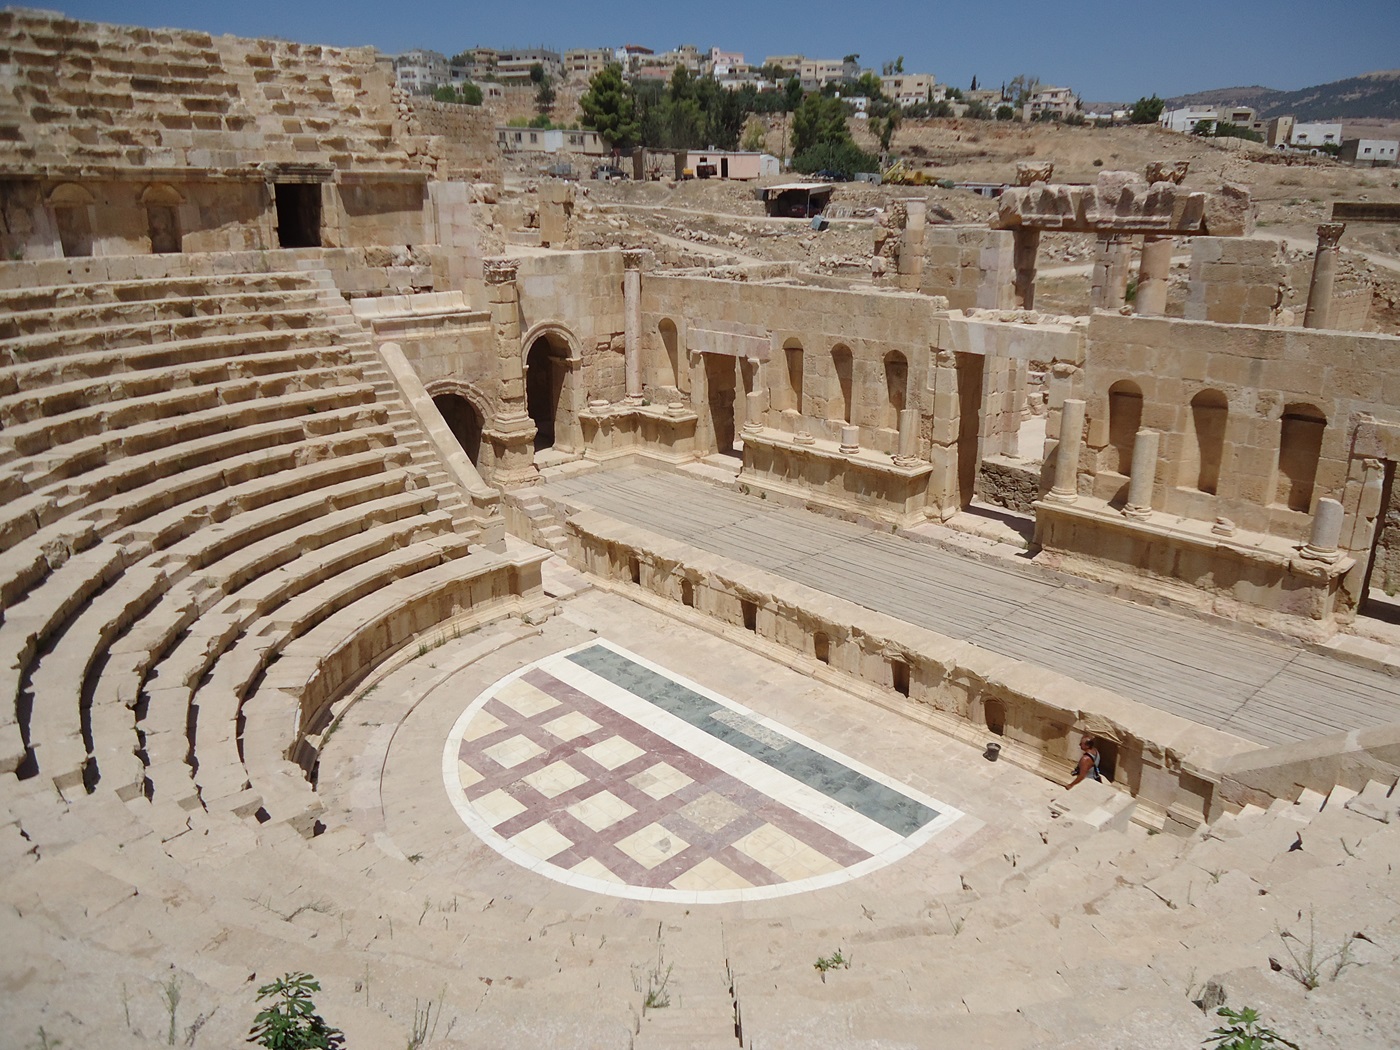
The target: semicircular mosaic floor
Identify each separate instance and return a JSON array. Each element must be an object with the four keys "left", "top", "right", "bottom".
[{"left": 442, "top": 640, "right": 964, "bottom": 903}]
